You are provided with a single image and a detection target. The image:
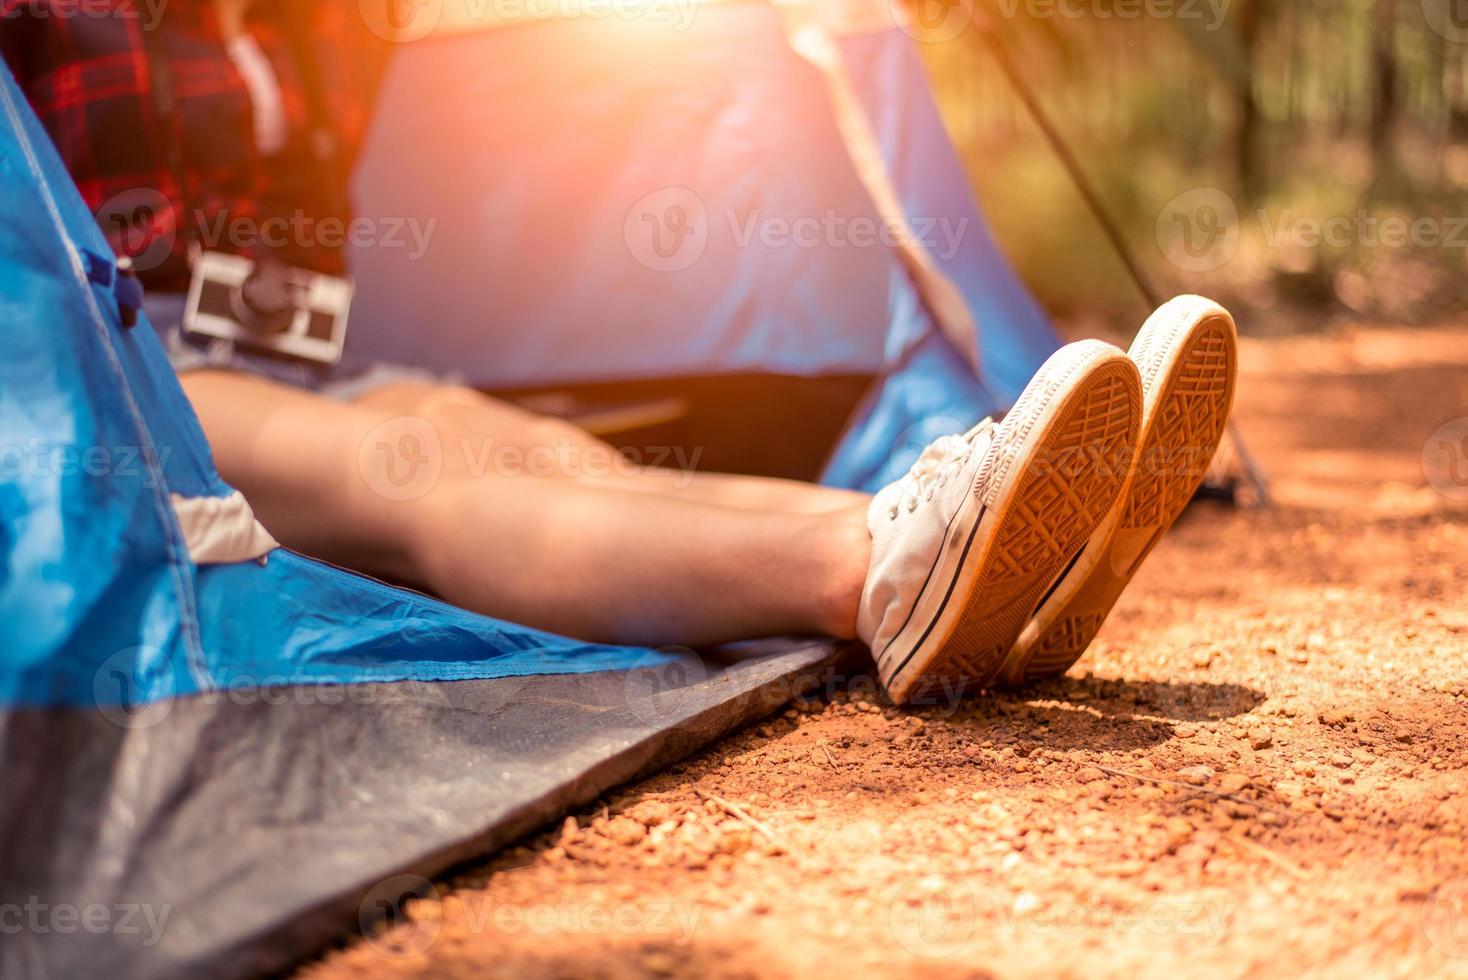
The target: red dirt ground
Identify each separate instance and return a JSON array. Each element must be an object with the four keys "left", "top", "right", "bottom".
[{"left": 301, "top": 323, "right": 1468, "bottom": 980}]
